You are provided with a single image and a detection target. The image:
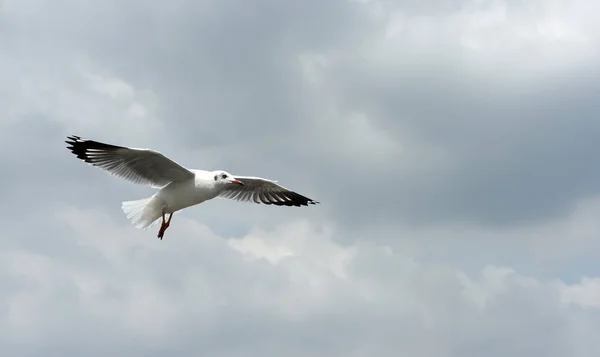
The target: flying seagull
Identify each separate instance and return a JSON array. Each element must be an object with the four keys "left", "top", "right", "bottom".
[{"left": 65, "top": 135, "right": 319, "bottom": 239}]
